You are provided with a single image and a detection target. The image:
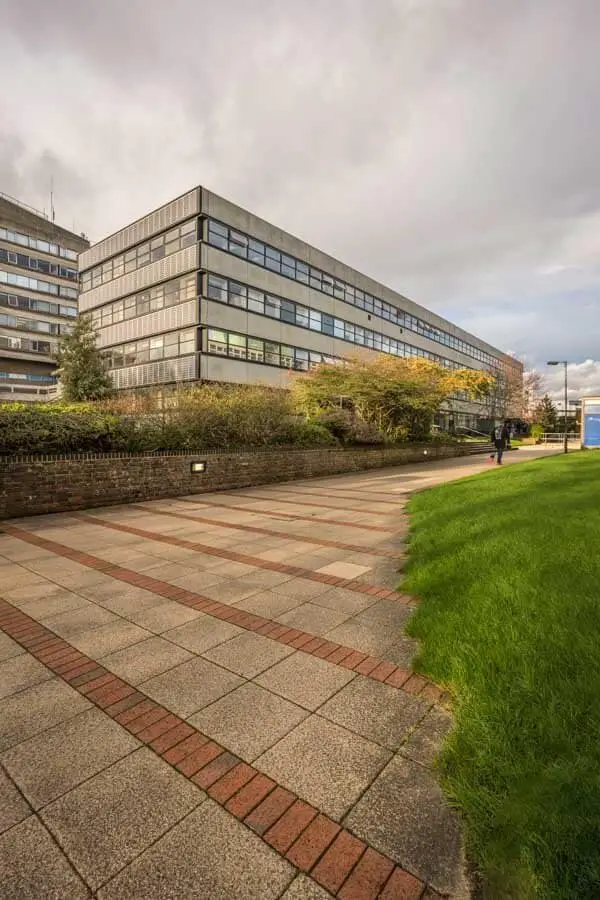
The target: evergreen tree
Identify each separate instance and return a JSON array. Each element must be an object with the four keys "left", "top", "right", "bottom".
[
  {"left": 533, "top": 394, "right": 559, "bottom": 432},
  {"left": 54, "top": 316, "right": 113, "bottom": 402}
]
